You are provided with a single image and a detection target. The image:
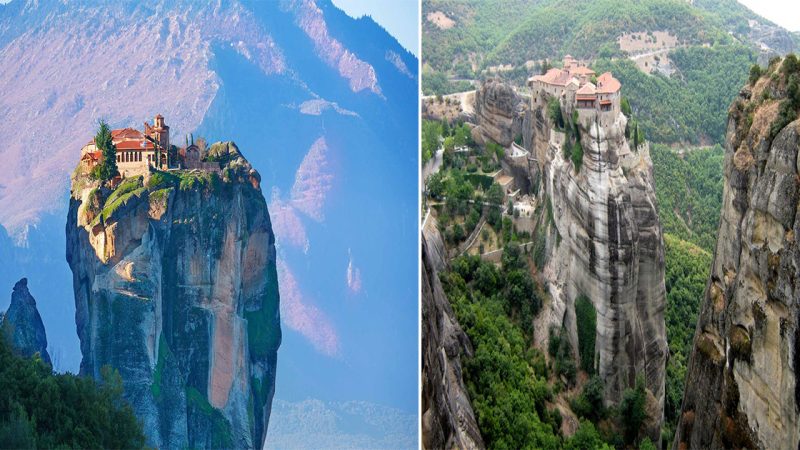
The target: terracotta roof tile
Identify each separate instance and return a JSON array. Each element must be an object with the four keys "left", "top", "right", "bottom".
[
  {"left": 115, "top": 140, "right": 154, "bottom": 150},
  {"left": 576, "top": 82, "right": 597, "bottom": 96},
  {"left": 596, "top": 72, "right": 621, "bottom": 94},
  {"left": 570, "top": 66, "right": 596, "bottom": 76}
]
